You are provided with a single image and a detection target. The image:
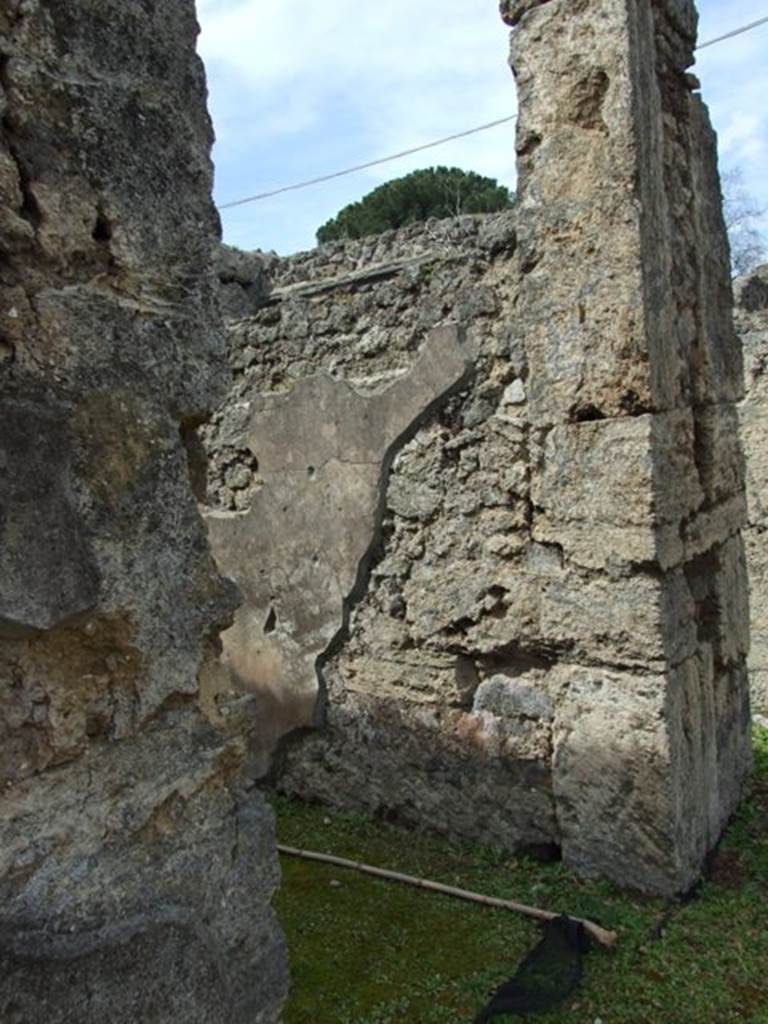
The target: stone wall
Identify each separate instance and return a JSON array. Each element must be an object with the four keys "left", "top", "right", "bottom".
[
  {"left": 203, "top": 0, "right": 752, "bottom": 897},
  {"left": 205, "top": 213, "right": 516, "bottom": 772},
  {"left": 737, "top": 266, "right": 768, "bottom": 714},
  {"left": 0, "top": 2, "right": 286, "bottom": 1021}
]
